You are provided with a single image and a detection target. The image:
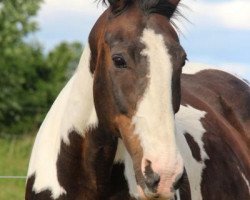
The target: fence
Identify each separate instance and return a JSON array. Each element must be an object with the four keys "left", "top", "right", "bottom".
[{"left": 0, "top": 176, "right": 26, "bottom": 179}]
